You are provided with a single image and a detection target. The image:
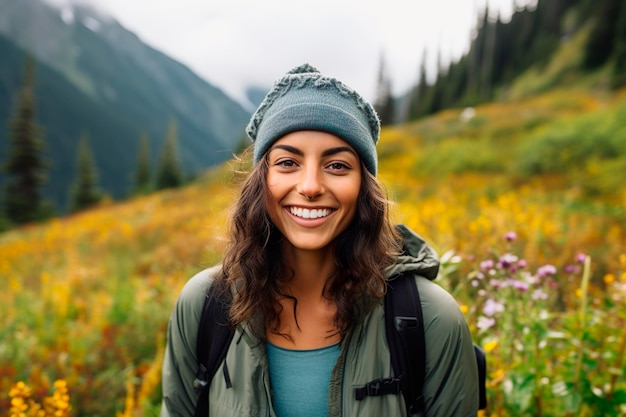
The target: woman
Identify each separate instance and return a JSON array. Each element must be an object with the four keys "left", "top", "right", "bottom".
[{"left": 161, "top": 64, "right": 479, "bottom": 416}]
